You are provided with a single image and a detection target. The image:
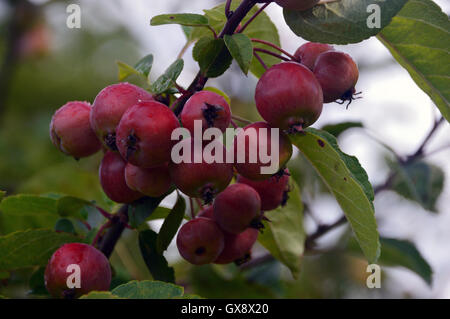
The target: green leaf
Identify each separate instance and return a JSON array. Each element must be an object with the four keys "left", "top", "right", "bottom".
[
  {"left": 54, "top": 218, "right": 76, "bottom": 234},
  {"left": 111, "top": 280, "right": 183, "bottom": 299},
  {"left": 258, "top": 181, "right": 305, "bottom": 279},
  {"left": 139, "top": 230, "right": 175, "bottom": 283},
  {"left": 0, "top": 229, "right": 80, "bottom": 271},
  {"left": 0, "top": 191, "right": 5, "bottom": 203},
  {"left": 0, "top": 195, "right": 58, "bottom": 234},
  {"left": 377, "top": 0, "right": 450, "bottom": 122},
  {"left": 389, "top": 160, "right": 444, "bottom": 212},
  {"left": 128, "top": 196, "right": 165, "bottom": 229},
  {"left": 151, "top": 13, "right": 209, "bottom": 27},
  {"left": 196, "top": 2, "right": 280, "bottom": 78},
  {"left": 291, "top": 128, "right": 380, "bottom": 263},
  {"left": 224, "top": 33, "right": 253, "bottom": 75},
  {"left": 321, "top": 122, "right": 363, "bottom": 138},
  {"left": 80, "top": 291, "right": 121, "bottom": 299},
  {"left": 193, "top": 37, "right": 232, "bottom": 78},
  {"left": 379, "top": 237, "right": 432, "bottom": 285},
  {"left": 157, "top": 195, "right": 186, "bottom": 254},
  {"left": 56, "top": 196, "right": 91, "bottom": 219},
  {"left": 29, "top": 267, "right": 49, "bottom": 296},
  {"left": 348, "top": 237, "right": 432, "bottom": 285},
  {"left": 283, "top": 0, "right": 408, "bottom": 44},
  {"left": 117, "top": 61, "right": 140, "bottom": 81},
  {"left": 134, "top": 54, "right": 154, "bottom": 77},
  {"left": 150, "top": 59, "right": 184, "bottom": 94}
]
